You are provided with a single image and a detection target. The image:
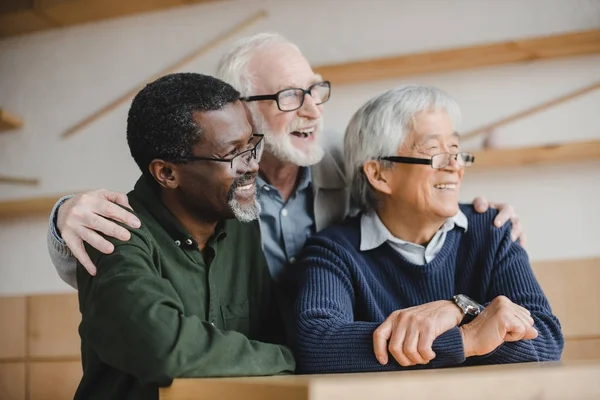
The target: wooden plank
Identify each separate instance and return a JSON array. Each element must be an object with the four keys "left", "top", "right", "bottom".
[
  {"left": 161, "top": 379, "right": 308, "bottom": 400},
  {"left": 29, "top": 361, "right": 81, "bottom": 400},
  {"left": 27, "top": 294, "right": 81, "bottom": 359},
  {"left": 0, "top": 297, "right": 27, "bottom": 360},
  {"left": 38, "top": 0, "right": 186, "bottom": 26},
  {"left": 0, "top": 175, "right": 40, "bottom": 186},
  {"left": 563, "top": 337, "right": 600, "bottom": 361},
  {"left": 0, "top": 9, "right": 56, "bottom": 38},
  {"left": 162, "top": 362, "right": 600, "bottom": 400},
  {"left": 61, "top": 9, "right": 267, "bottom": 138},
  {"left": 314, "top": 29, "right": 600, "bottom": 85},
  {"left": 532, "top": 257, "right": 600, "bottom": 338},
  {"left": 470, "top": 139, "right": 600, "bottom": 170},
  {"left": 0, "top": 362, "right": 26, "bottom": 400},
  {"left": 0, "top": 194, "right": 68, "bottom": 219},
  {"left": 462, "top": 81, "right": 600, "bottom": 140},
  {"left": 0, "top": 109, "right": 24, "bottom": 131}
]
